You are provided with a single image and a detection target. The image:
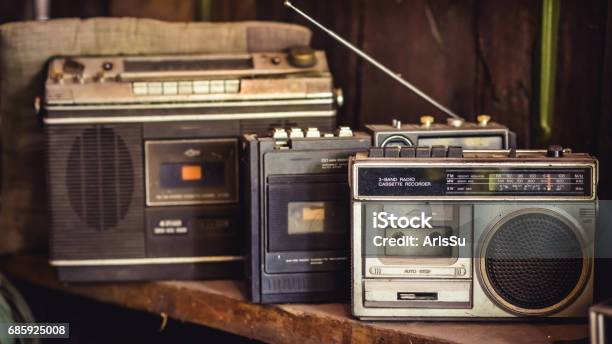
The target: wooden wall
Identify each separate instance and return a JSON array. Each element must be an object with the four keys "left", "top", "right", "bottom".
[{"left": 1, "top": 0, "right": 610, "bottom": 197}]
